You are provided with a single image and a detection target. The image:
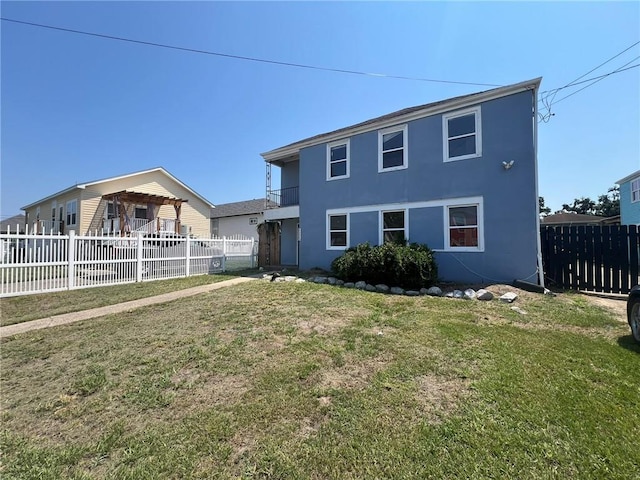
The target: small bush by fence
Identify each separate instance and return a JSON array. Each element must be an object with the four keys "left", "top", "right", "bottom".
[{"left": 0, "top": 230, "right": 257, "bottom": 297}]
